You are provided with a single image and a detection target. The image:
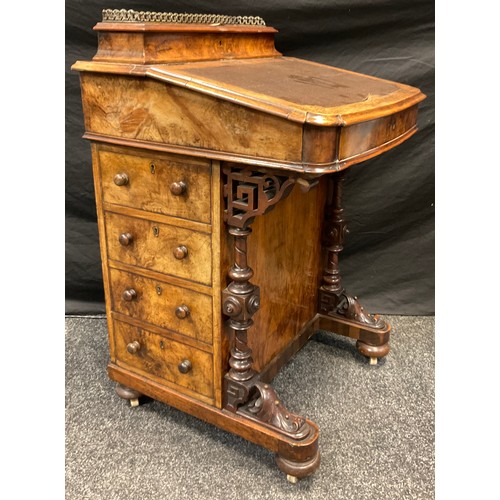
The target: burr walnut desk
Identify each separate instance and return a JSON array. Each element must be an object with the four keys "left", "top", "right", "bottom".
[{"left": 72, "top": 9, "right": 425, "bottom": 482}]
